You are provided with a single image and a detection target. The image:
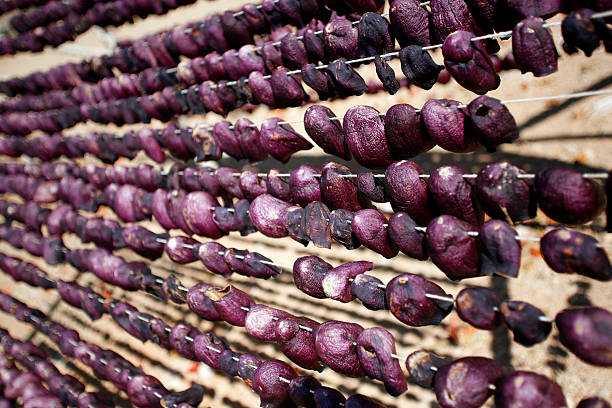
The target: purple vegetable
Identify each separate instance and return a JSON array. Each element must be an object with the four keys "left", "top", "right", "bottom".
[
  {"left": 384, "top": 103, "right": 434, "bottom": 159},
  {"left": 345, "top": 394, "right": 385, "bottom": 408},
  {"left": 350, "top": 274, "right": 386, "bottom": 310},
  {"left": 501, "top": 300, "right": 552, "bottom": 346},
  {"left": 428, "top": 165, "right": 483, "bottom": 226},
  {"left": 205, "top": 285, "right": 253, "bottom": 326},
  {"left": 385, "top": 160, "right": 430, "bottom": 225},
  {"left": 289, "top": 376, "right": 321, "bottom": 407},
  {"left": 289, "top": 165, "right": 321, "bottom": 207},
  {"left": 352, "top": 209, "right": 397, "bottom": 258},
  {"left": 324, "top": 16, "right": 359, "bottom": 60},
  {"left": 314, "top": 387, "right": 347, "bottom": 408},
  {"left": 303, "top": 202, "right": 332, "bottom": 248},
  {"left": 387, "top": 212, "right": 427, "bottom": 260},
  {"left": 512, "top": 17, "right": 558, "bottom": 77},
  {"left": 165, "top": 236, "right": 198, "bottom": 264},
  {"left": 399, "top": 46, "right": 443, "bottom": 90},
  {"left": 495, "top": 371, "right": 566, "bottom": 408},
  {"left": 253, "top": 360, "right": 297, "bottom": 407},
  {"left": 577, "top": 398, "right": 611, "bottom": 408},
  {"left": 357, "top": 327, "right": 407, "bottom": 396},
  {"left": 386, "top": 273, "right": 453, "bottom": 326},
  {"left": 238, "top": 353, "right": 261, "bottom": 384},
  {"left": 422, "top": 99, "right": 481, "bottom": 153},
  {"left": 556, "top": 307, "right": 612, "bottom": 366},
  {"left": 127, "top": 375, "right": 167, "bottom": 408},
  {"left": 456, "top": 287, "right": 503, "bottom": 330},
  {"left": 314, "top": 321, "right": 365, "bottom": 376},
  {"left": 193, "top": 333, "right": 228, "bottom": 370},
  {"left": 270, "top": 67, "right": 306, "bottom": 108},
  {"left": 479, "top": 220, "right": 521, "bottom": 278},
  {"left": 245, "top": 304, "right": 292, "bottom": 341},
  {"left": 535, "top": 167, "right": 605, "bottom": 225},
  {"left": 321, "top": 162, "right": 365, "bottom": 212},
  {"left": 275, "top": 316, "right": 323, "bottom": 370},
  {"left": 259, "top": 118, "right": 312, "bottom": 163},
  {"left": 322, "top": 261, "right": 373, "bottom": 302},
  {"left": 356, "top": 172, "right": 386, "bottom": 203},
  {"left": 467, "top": 96, "right": 519, "bottom": 152},
  {"left": 390, "top": 0, "right": 432, "bottom": 47},
  {"left": 562, "top": 9, "right": 601, "bottom": 57},
  {"left": 182, "top": 191, "right": 224, "bottom": 238},
  {"left": 250, "top": 194, "right": 292, "bottom": 238},
  {"left": 304, "top": 105, "right": 350, "bottom": 160},
  {"left": 343, "top": 105, "right": 392, "bottom": 169},
  {"left": 266, "top": 169, "right": 292, "bottom": 202},
  {"left": 405, "top": 350, "right": 451, "bottom": 388},
  {"left": 330, "top": 209, "right": 361, "bottom": 249},
  {"left": 169, "top": 323, "right": 200, "bottom": 360}
]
